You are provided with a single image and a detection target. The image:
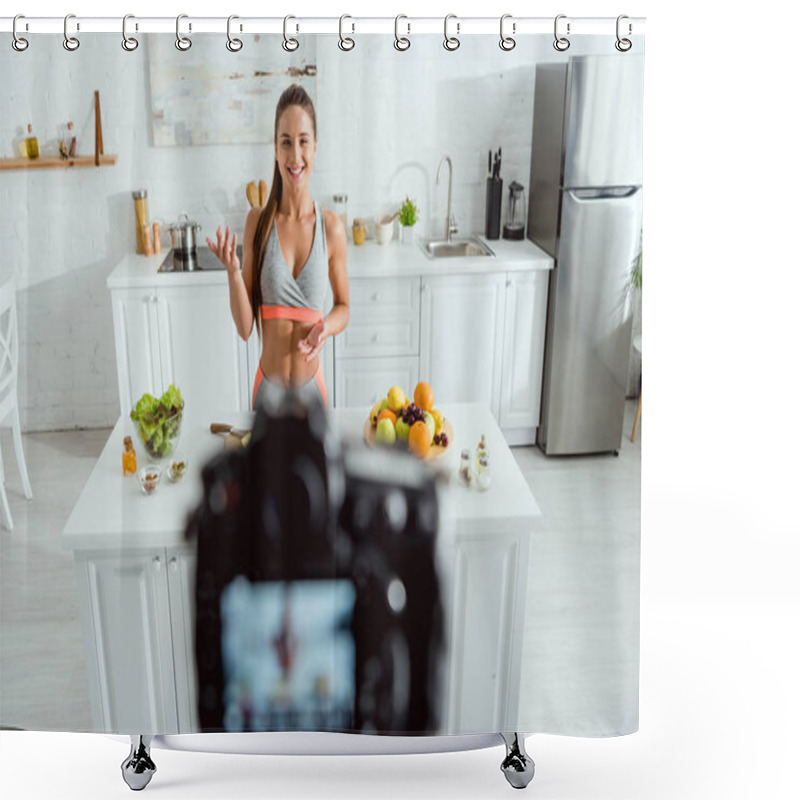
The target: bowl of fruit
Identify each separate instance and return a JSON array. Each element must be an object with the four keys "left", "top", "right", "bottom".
[
  {"left": 130, "top": 384, "right": 184, "bottom": 463},
  {"left": 364, "top": 381, "right": 453, "bottom": 460}
]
